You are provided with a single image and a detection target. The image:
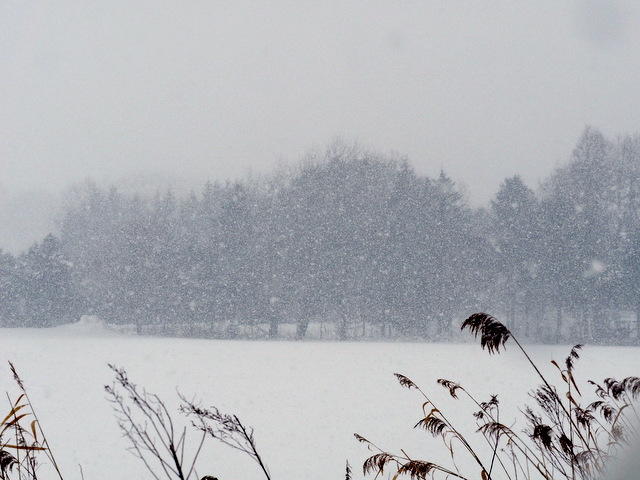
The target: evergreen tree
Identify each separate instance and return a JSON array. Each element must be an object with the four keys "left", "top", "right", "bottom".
[
  {"left": 20, "top": 234, "right": 80, "bottom": 326},
  {"left": 490, "top": 175, "right": 539, "bottom": 334}
]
